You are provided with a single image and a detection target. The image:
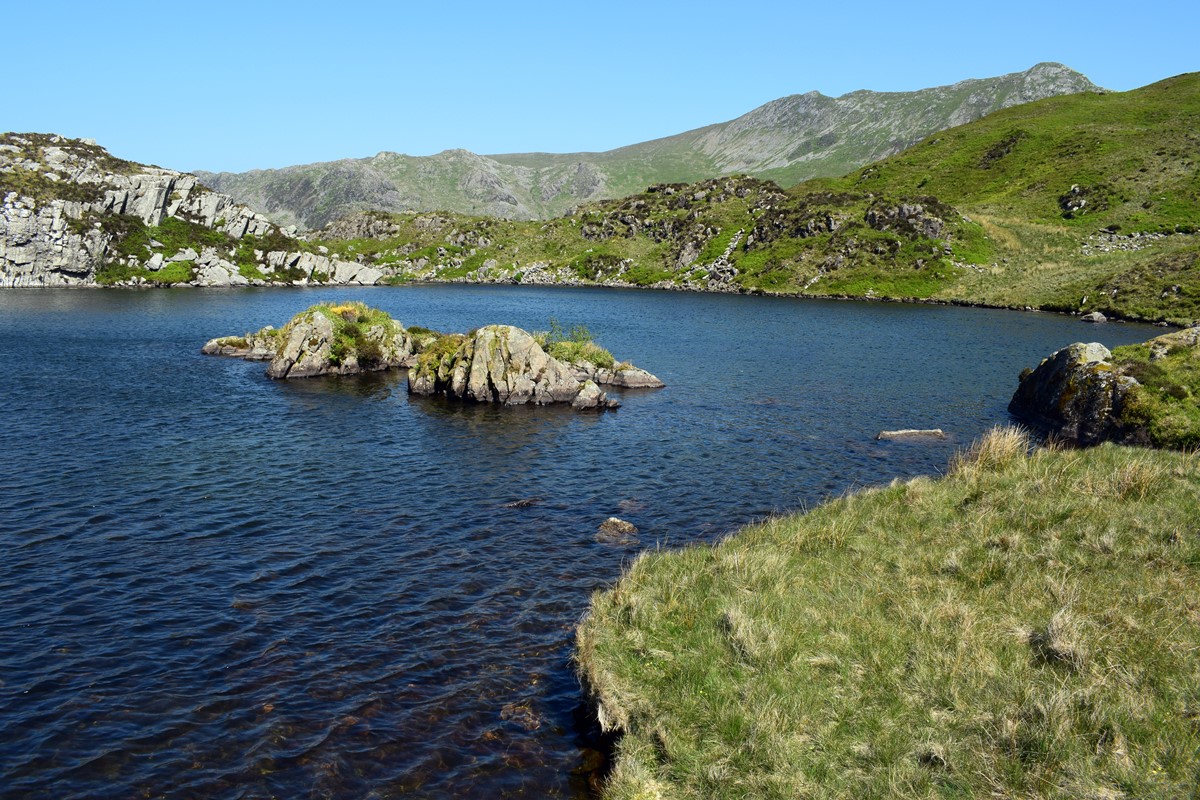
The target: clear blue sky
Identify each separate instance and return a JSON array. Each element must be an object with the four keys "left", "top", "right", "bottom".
[{"left": 5, "top": 0, "right": 1196, "bottom": 173}]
